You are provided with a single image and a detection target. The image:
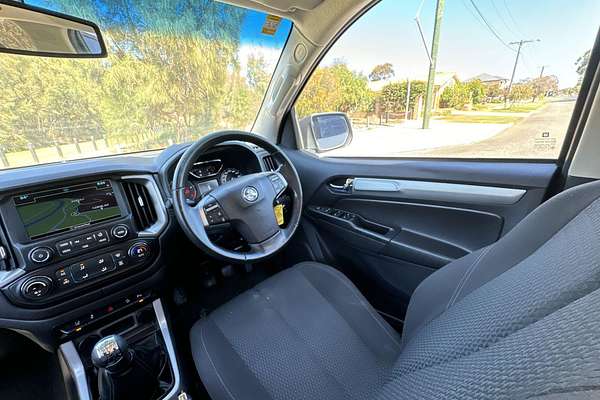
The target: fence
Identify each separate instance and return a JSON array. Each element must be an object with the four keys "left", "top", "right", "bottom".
[{"left": 0, "top": 137, "right": 109, "bottom": 169}]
